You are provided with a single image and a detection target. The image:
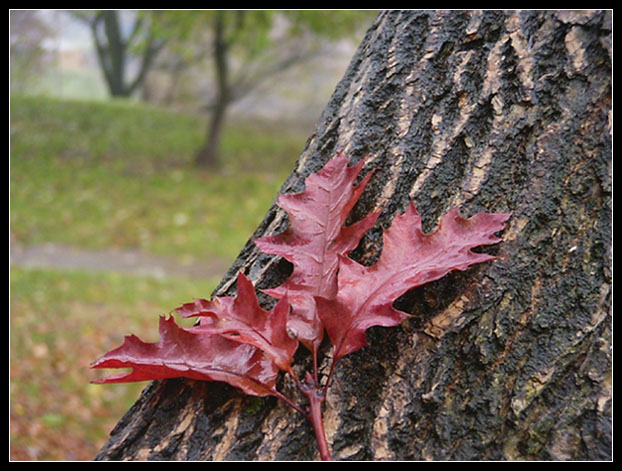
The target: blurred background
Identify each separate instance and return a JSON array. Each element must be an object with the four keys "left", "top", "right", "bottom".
[{"left": 9, "top": 9, "right": 375, "bottom": 460}]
